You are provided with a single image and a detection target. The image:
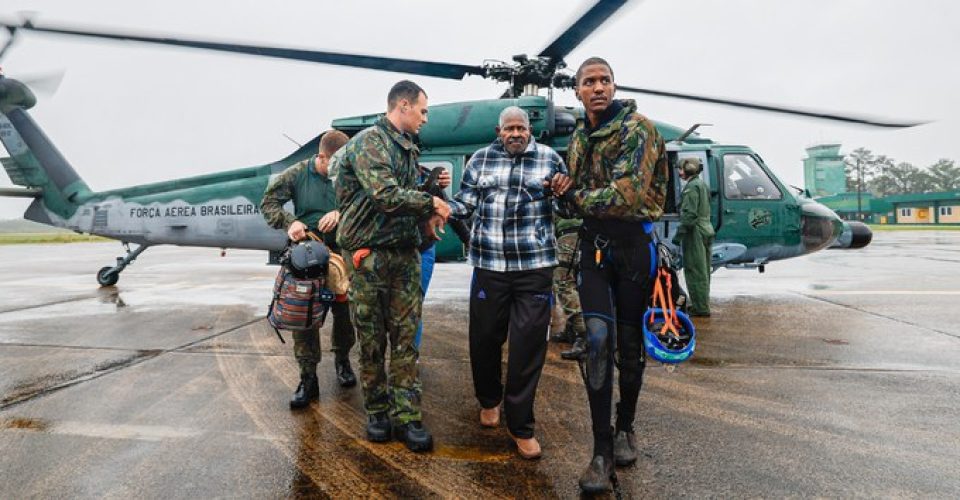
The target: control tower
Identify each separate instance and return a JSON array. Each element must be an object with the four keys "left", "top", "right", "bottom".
[{"left": 803, "top": 144, "right": 846, "bottom": 197}]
